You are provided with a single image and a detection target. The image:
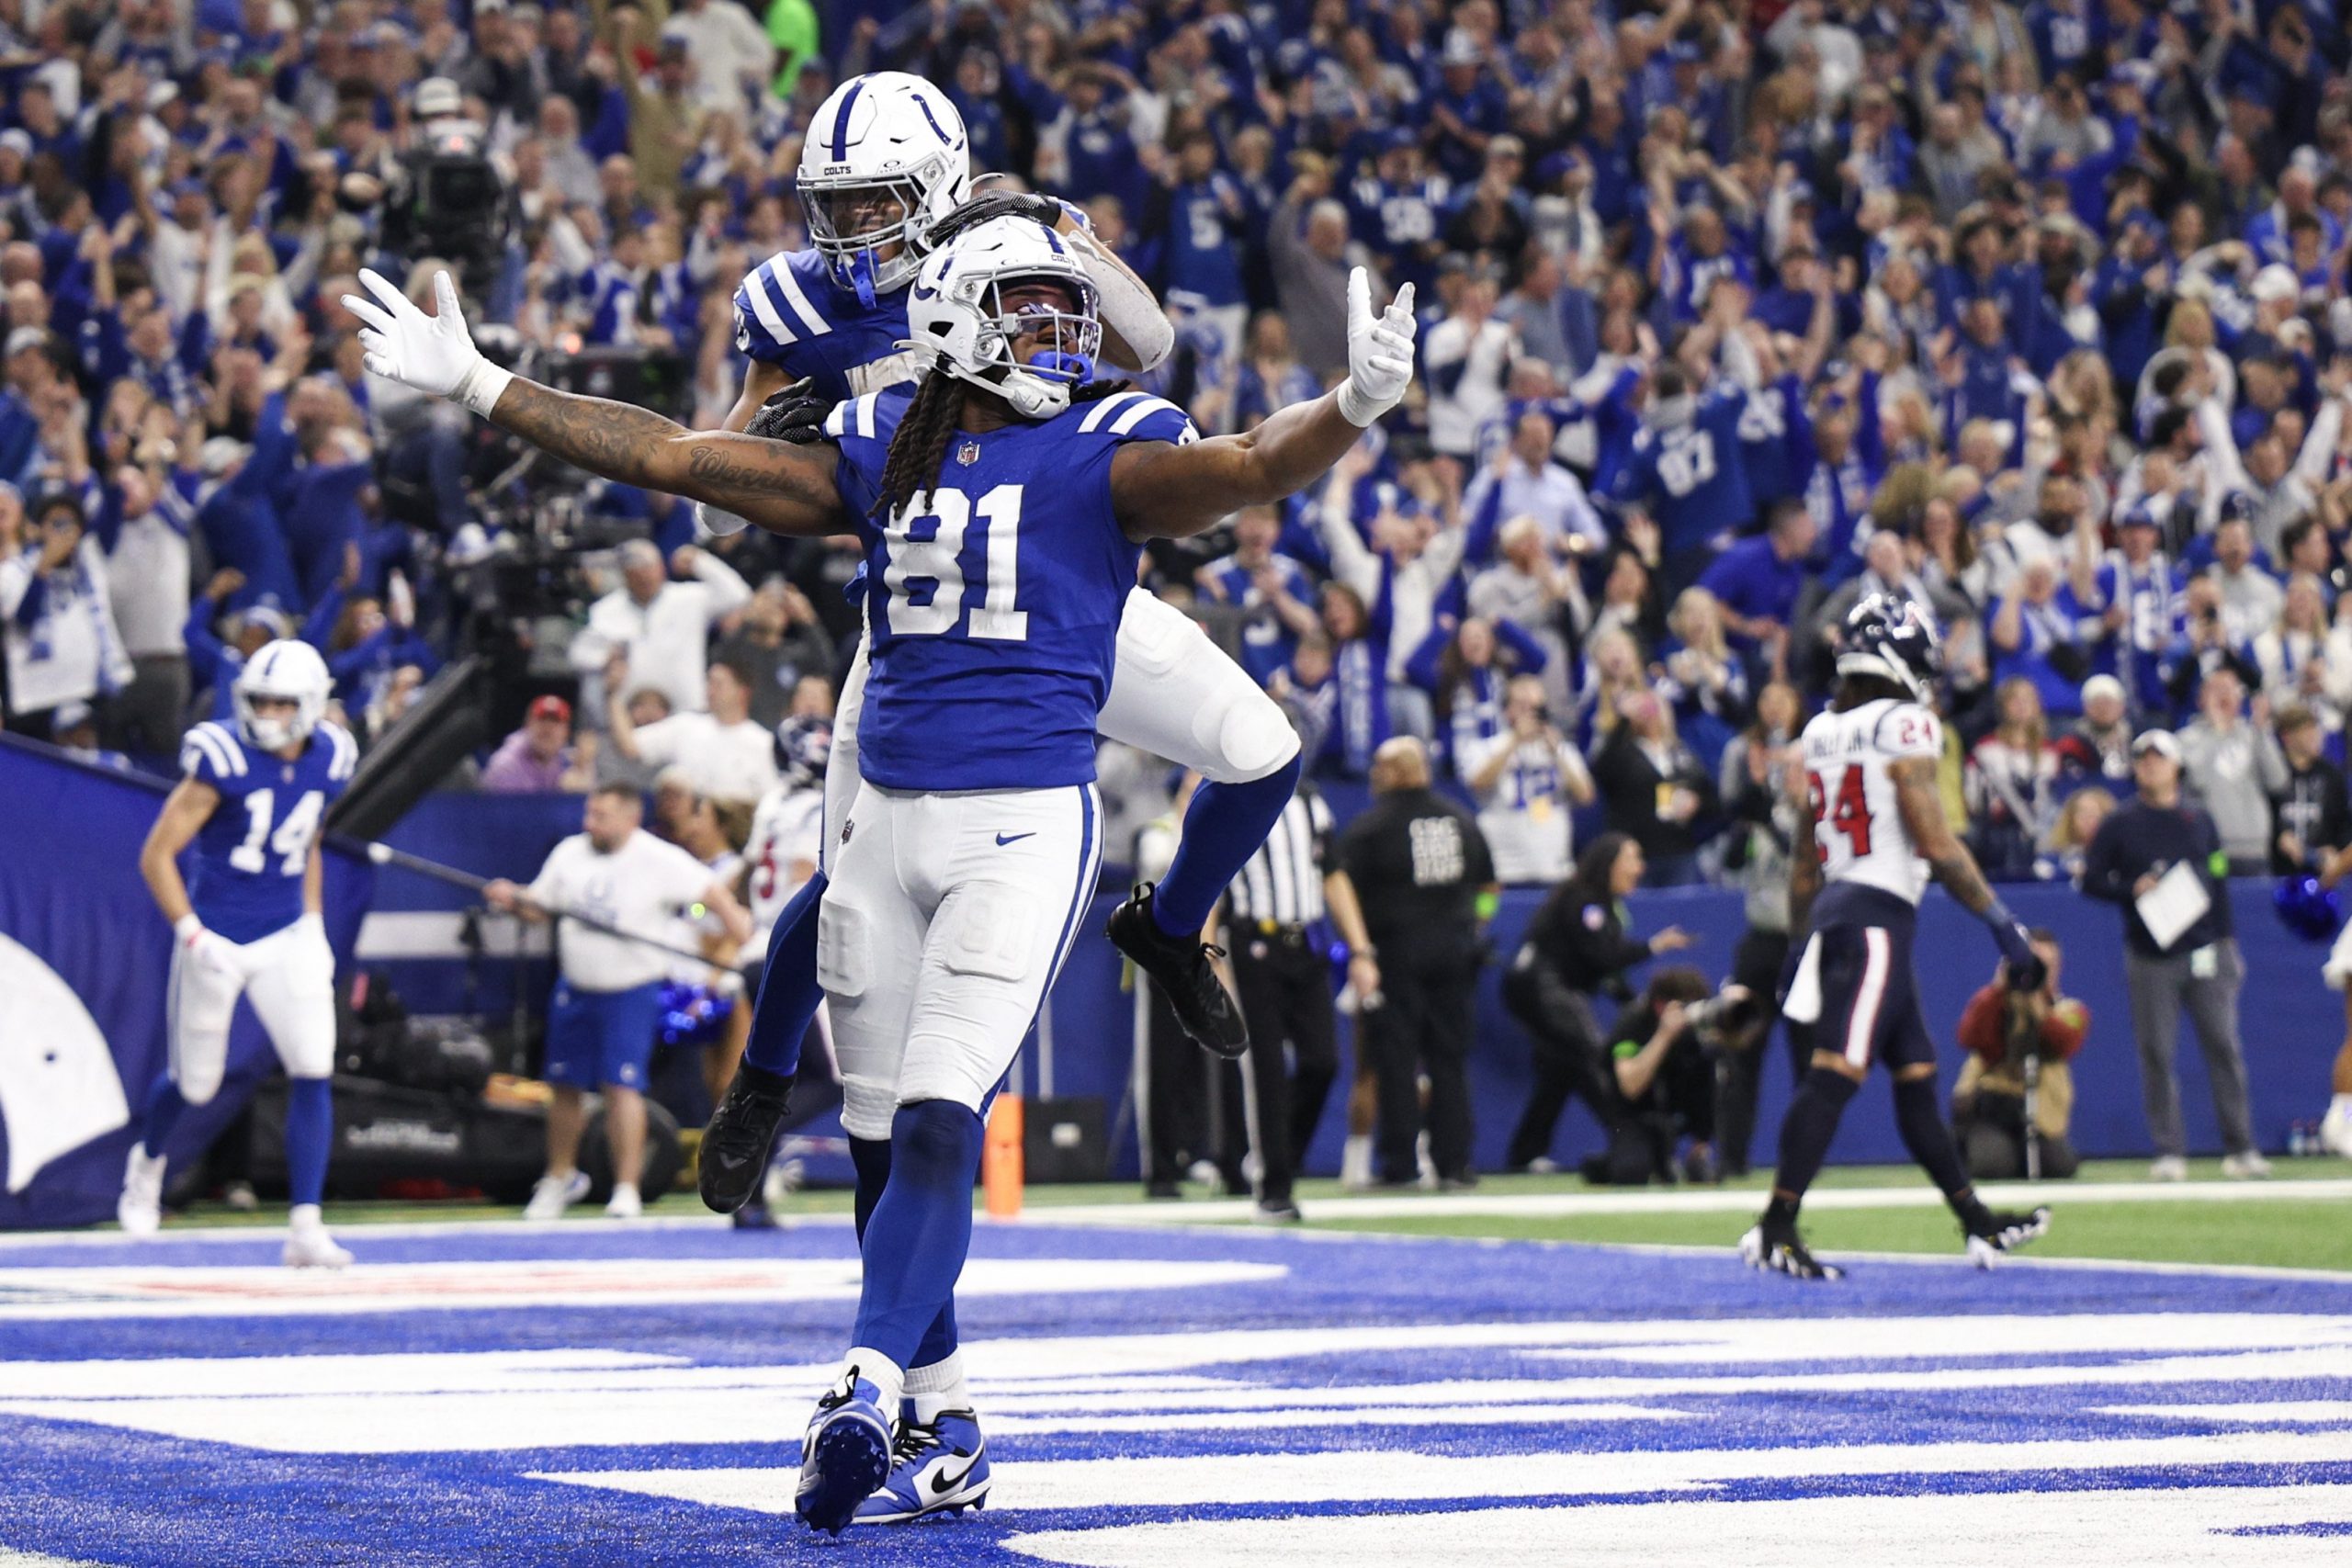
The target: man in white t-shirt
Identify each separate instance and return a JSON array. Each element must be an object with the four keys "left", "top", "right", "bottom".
[
  {"left": 486, "top": 783, "right": 750, "bottom": 1220},
  {"left": 605, "top": 654, "right": 779, "bottom": 807},
  {"left": 568, "top": 540, "right": 752, "bottom": 714}
]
